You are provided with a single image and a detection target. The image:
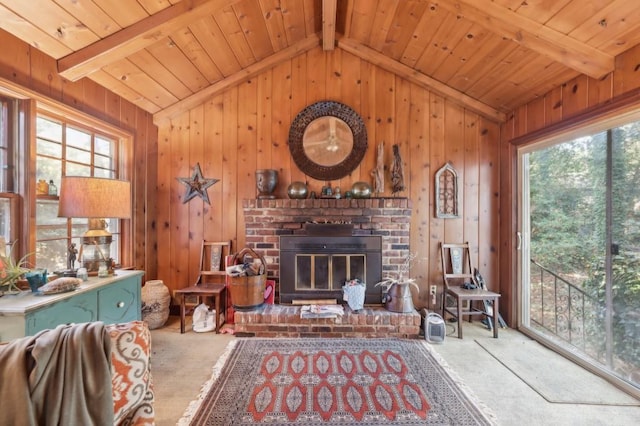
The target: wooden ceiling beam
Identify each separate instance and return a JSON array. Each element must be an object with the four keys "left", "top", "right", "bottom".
[
  {"left": 435, "top": 0, "right": 614, "bottom": 79},
  {"left": 153, "top": 34, "right": 322, "bottom": 124},
  {"left": 337, "top": 37, "right": 506, "bottom": 122},
  {"left": 322, "top": 0, "right": 337, "bottom": 50},
  {"left": 57, "top": 0, "right": 243, "bottom": 82}
]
